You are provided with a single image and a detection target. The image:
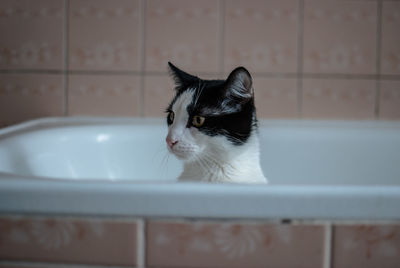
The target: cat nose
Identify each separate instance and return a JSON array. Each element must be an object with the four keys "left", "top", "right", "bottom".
[{"left": 166, "top": 136, "right": 178, "bottom": 148}]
